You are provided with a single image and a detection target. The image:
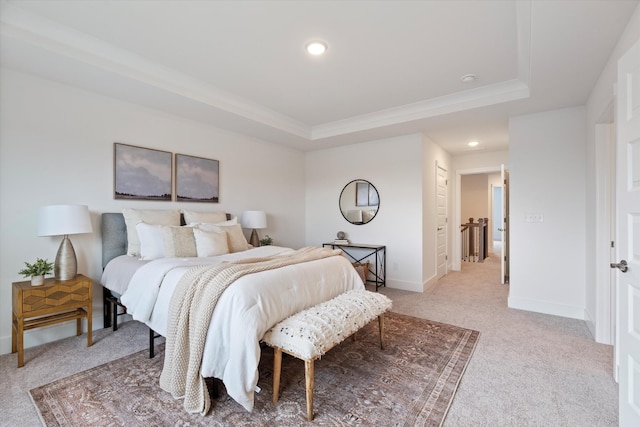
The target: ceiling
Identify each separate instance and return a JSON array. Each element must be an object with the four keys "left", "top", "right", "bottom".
[{"left": 1, "top": 0, "right": 637, "bottom": 155}]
